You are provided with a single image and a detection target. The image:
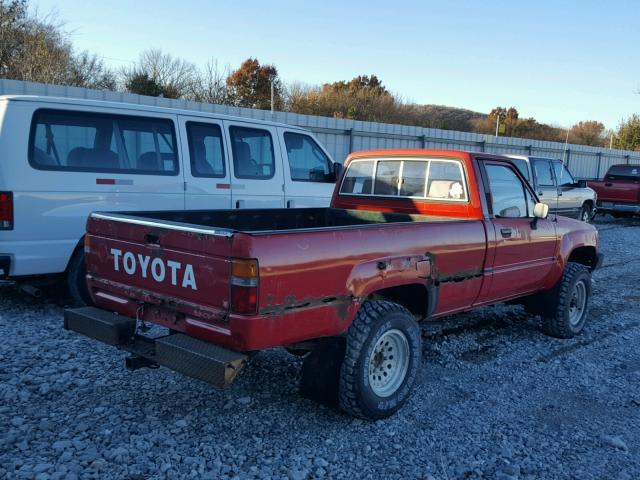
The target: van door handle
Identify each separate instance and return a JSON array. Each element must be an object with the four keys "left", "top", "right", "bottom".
[
  {"left": 286, "top": 200, "right": 295, "bottom": 208},
  {"left": 500, "top": 227, "right": 512, "bottom": 238},
  {"left": 537, "top": 191, "right": 543, "bottom": 196},
  {"left": 605, "top": 183, "right": 612, "bottom": 187},
  {"left": 235, "top": 200, "right": 244, "bottom": 209}
]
